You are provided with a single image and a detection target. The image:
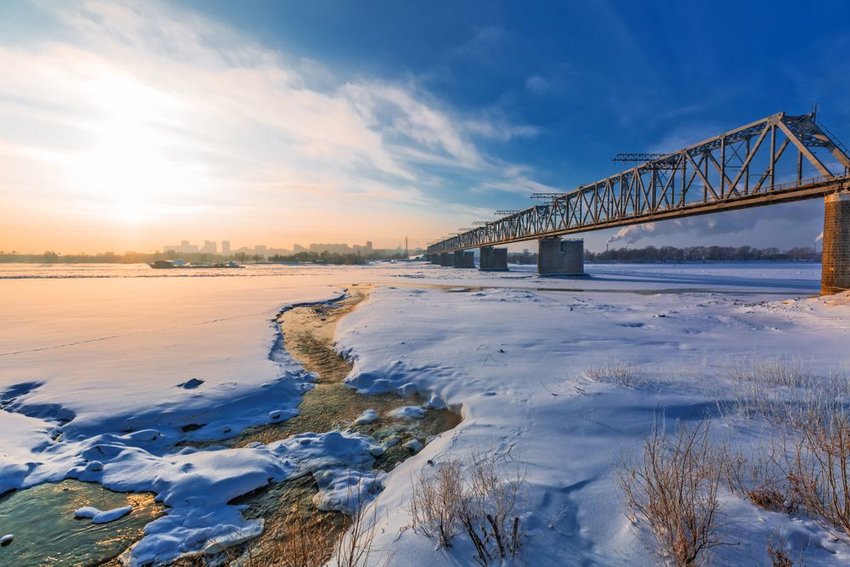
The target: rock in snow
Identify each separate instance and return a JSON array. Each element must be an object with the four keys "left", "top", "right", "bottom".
[
  {"left": 0, "top": 534, "right": 13, "bottom": 547},
  {"left": 177, "top": 378, "right": 205, "bottom": 389},
  {"left": 402, "top": 438, "right": 423, "bottom": 453},
  {"left": 353, "top": 409, "right": 379, "bottom": 425}
]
